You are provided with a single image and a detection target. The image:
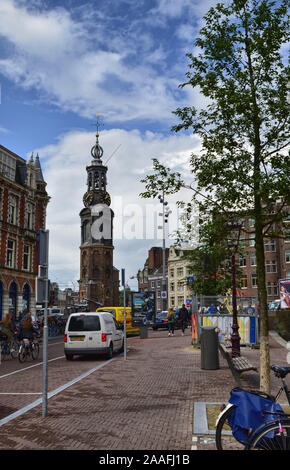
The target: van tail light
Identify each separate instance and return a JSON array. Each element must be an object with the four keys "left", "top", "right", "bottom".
[
  {"left": 102, "top": 333, "right": 107, "bottom": 342},
  {"left": 64, "top": 334, "right": 67, "bottom": 343}
]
